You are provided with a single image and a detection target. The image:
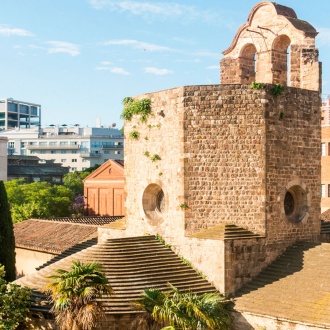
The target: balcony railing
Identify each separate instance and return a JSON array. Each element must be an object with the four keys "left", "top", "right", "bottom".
[
  {"left": 26, "top": 145, "right": 80, "bottom": 150},
  {"left": 80, "top": 152, "right": 101, "bottom": 158}
]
